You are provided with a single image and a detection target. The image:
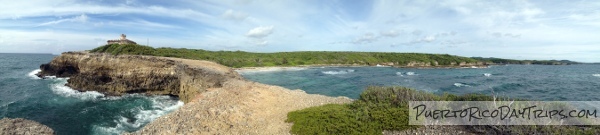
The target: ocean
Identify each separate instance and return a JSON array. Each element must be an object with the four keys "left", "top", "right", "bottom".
[
  {"left": 0, "top": 53, "right": 183, "bottom": 135},
  {"left": 240, "top": 65, "right": 600, "bottom": 101}
]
